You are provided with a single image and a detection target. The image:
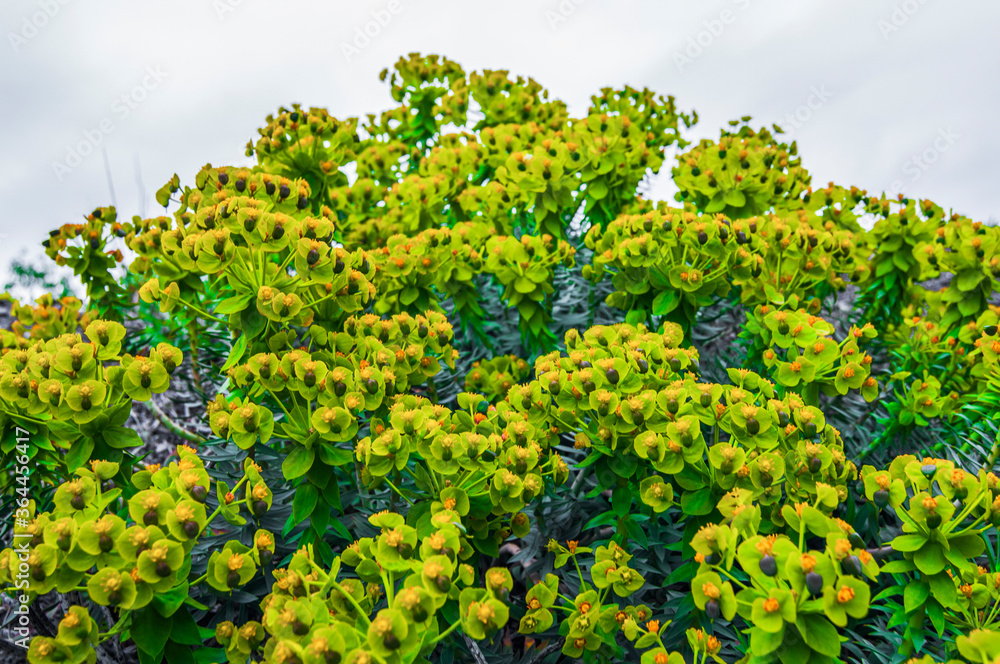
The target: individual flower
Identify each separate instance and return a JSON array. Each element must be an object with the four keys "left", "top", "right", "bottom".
[
  {"left": 690, "top": 571, "right": 737, "bottom": 620},
  {"left": 136, "top": 539, "right": 185, "bottom": 591},
  {"left": 459, "top": 588, "right": 509, "bottom": 640},
  {"left": 86, "top": 568, "right": 138, "bottom": 609},
  {"left": 822, "top": 576, "right": 870, "bottom": 626},
  {"left": 207, "top": 543, "right": 257, "bottom": 592}
]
